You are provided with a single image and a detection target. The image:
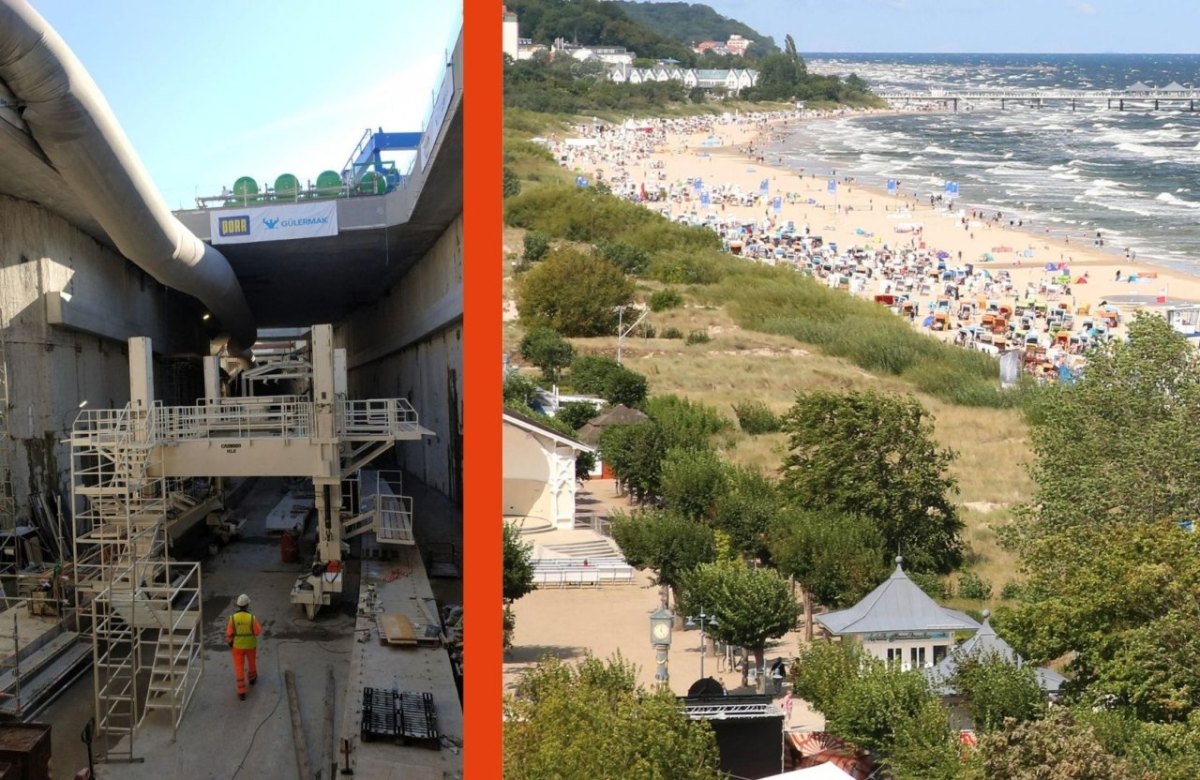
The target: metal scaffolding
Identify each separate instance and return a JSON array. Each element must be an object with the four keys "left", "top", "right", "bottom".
[
  {"left": 68, "top": 326, "right": 429, "bottom": 760},
  {"left": 70, "top": 400, "right": 203, "bottom": 761}
]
